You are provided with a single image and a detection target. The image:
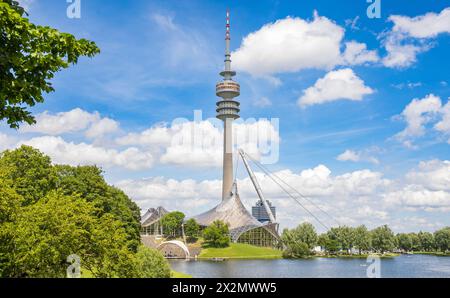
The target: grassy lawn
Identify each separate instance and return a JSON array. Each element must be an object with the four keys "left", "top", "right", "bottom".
[
  {"left": 199, "top": 243, "right": 282, "bottom": 259},
  {"left": 171, "top": 270, "right": 193, "bottom": 278},
  {"left": 412, "top": 251, "right": 450, "bottom": 257}
]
